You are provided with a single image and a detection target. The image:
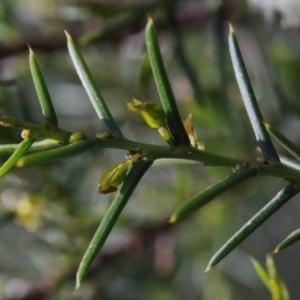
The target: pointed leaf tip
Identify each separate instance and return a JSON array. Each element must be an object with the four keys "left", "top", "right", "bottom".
[
  {"left": 203, "top": 266, "right": 211, "bottom": 274},
  {"left": 64, "top": 30, "right": 71, "bottom": 40},
  {"left": 27, "top": 44, "right": 33, "bottom": 54},
  {"left": 270, "top": 250, "right": 277, "bottom": 256},
  {"left": 167, "top": 216, "right": 176, "bottom": 224},
  {"left": 229, "top": 23, "right": 234, "bottom": 34},
  {"left": 73, "top": 284, "right": 80, "bottom": 295},
  {"left": 147, "top": 15, "right": 153, "bottom": 24}
]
